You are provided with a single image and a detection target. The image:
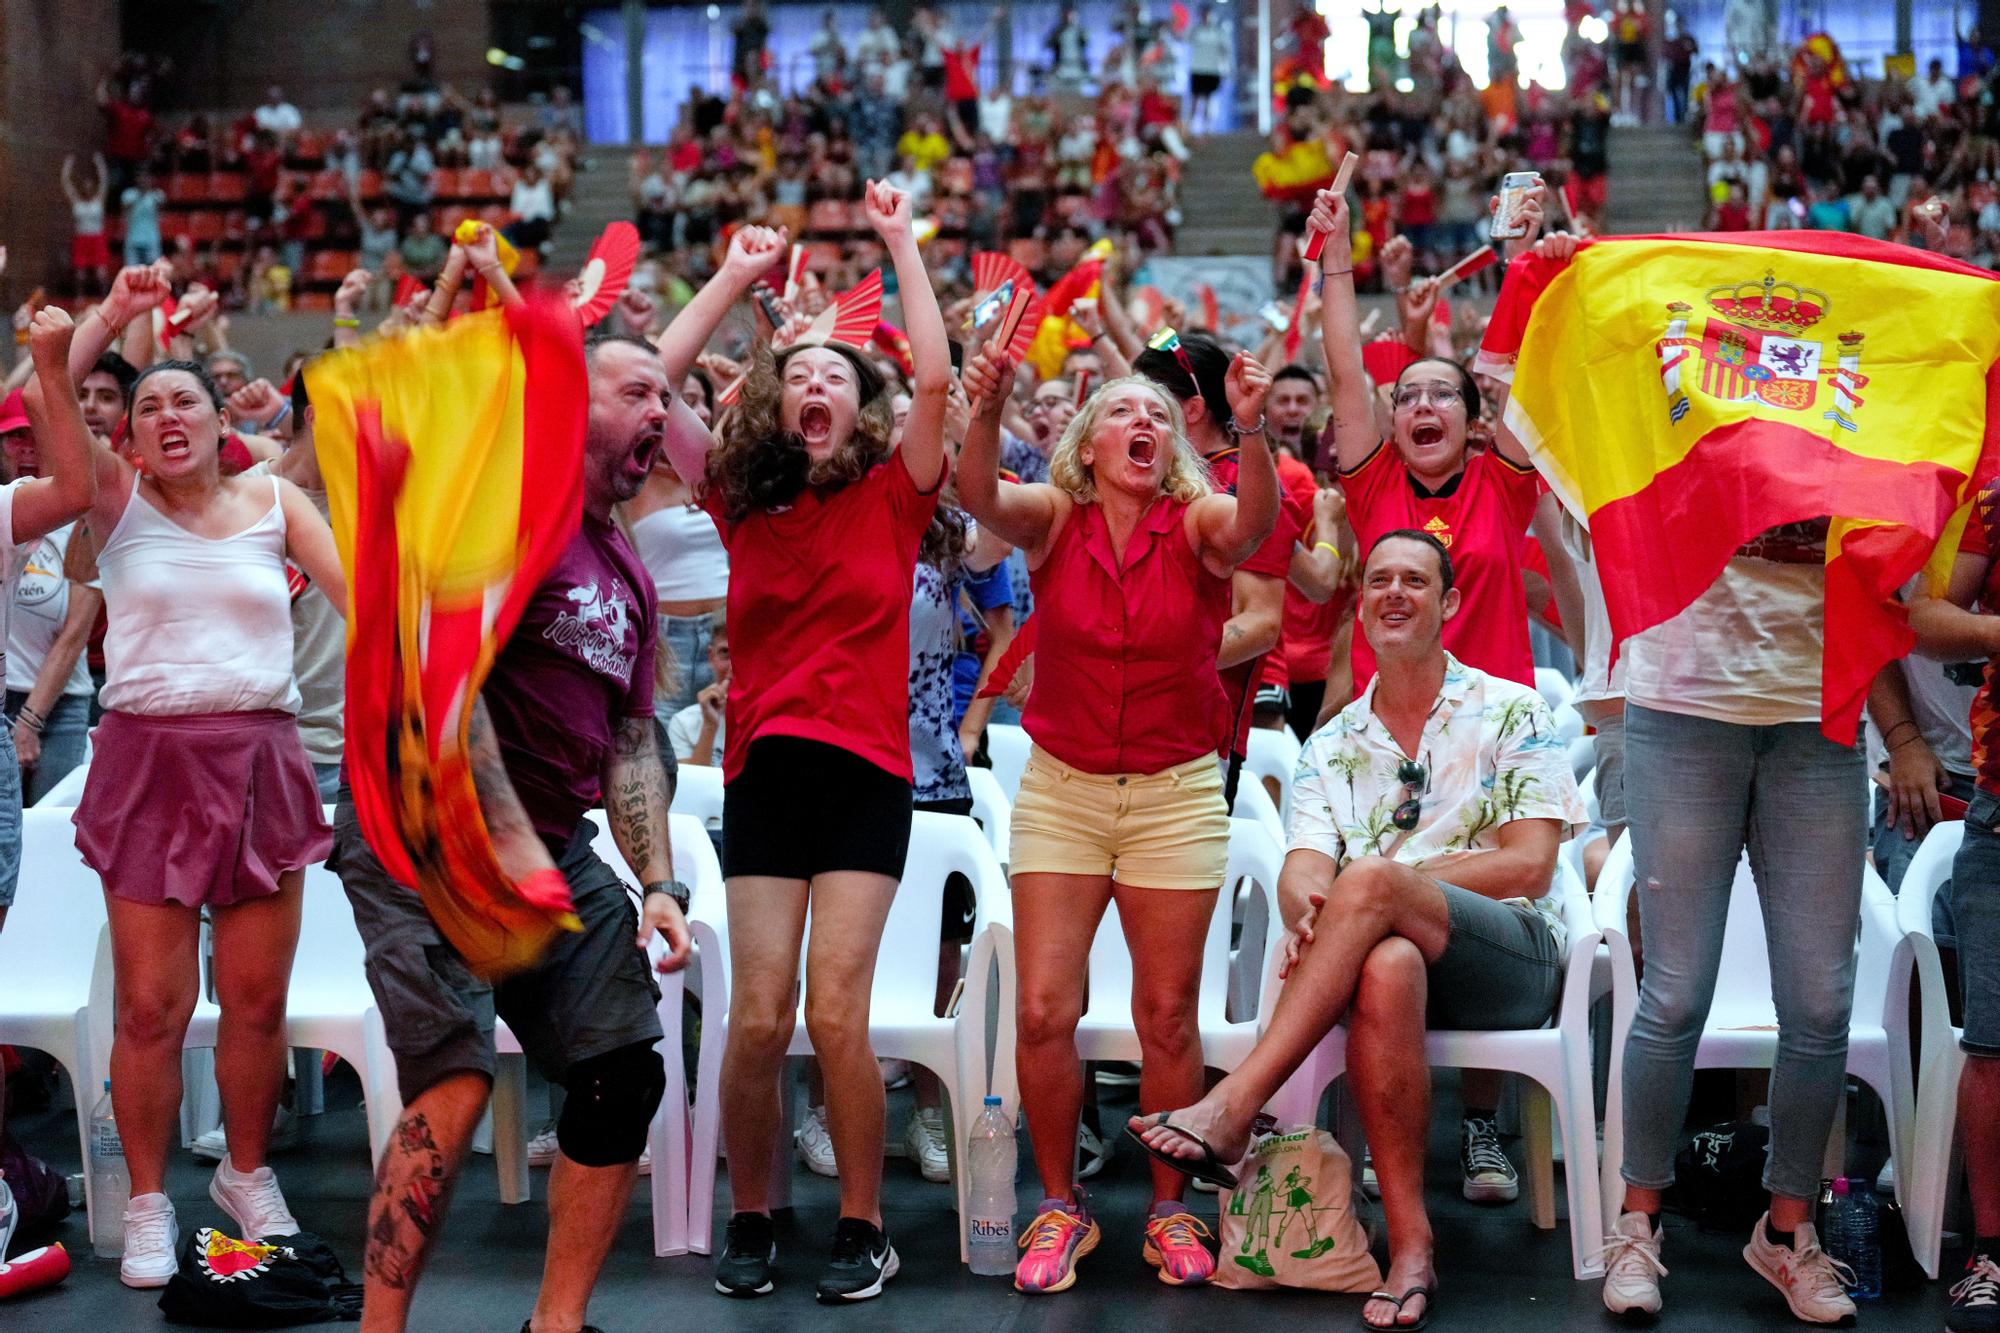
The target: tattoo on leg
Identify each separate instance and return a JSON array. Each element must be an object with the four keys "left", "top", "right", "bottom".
[{"left": 365, "top": 1112, "right": 458, "bottom": 1291}]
